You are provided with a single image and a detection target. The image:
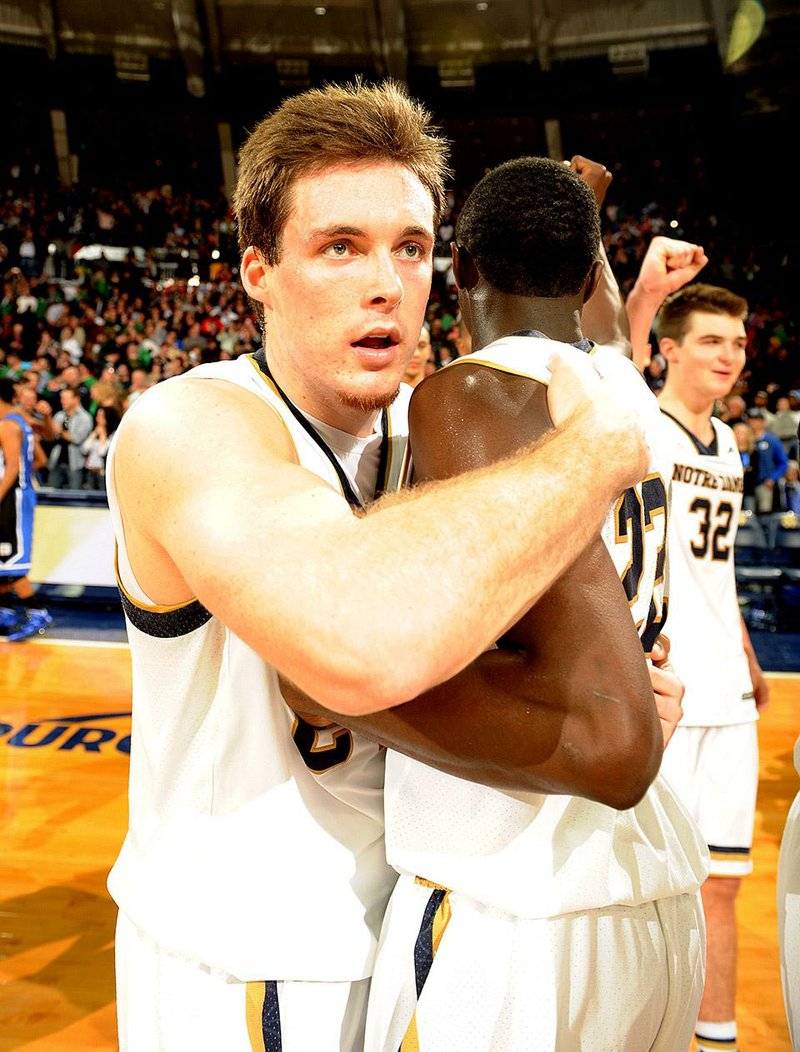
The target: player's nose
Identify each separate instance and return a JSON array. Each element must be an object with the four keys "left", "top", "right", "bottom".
[{"left": 365, "top": 250, "right": 403, "bottom": 310}]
